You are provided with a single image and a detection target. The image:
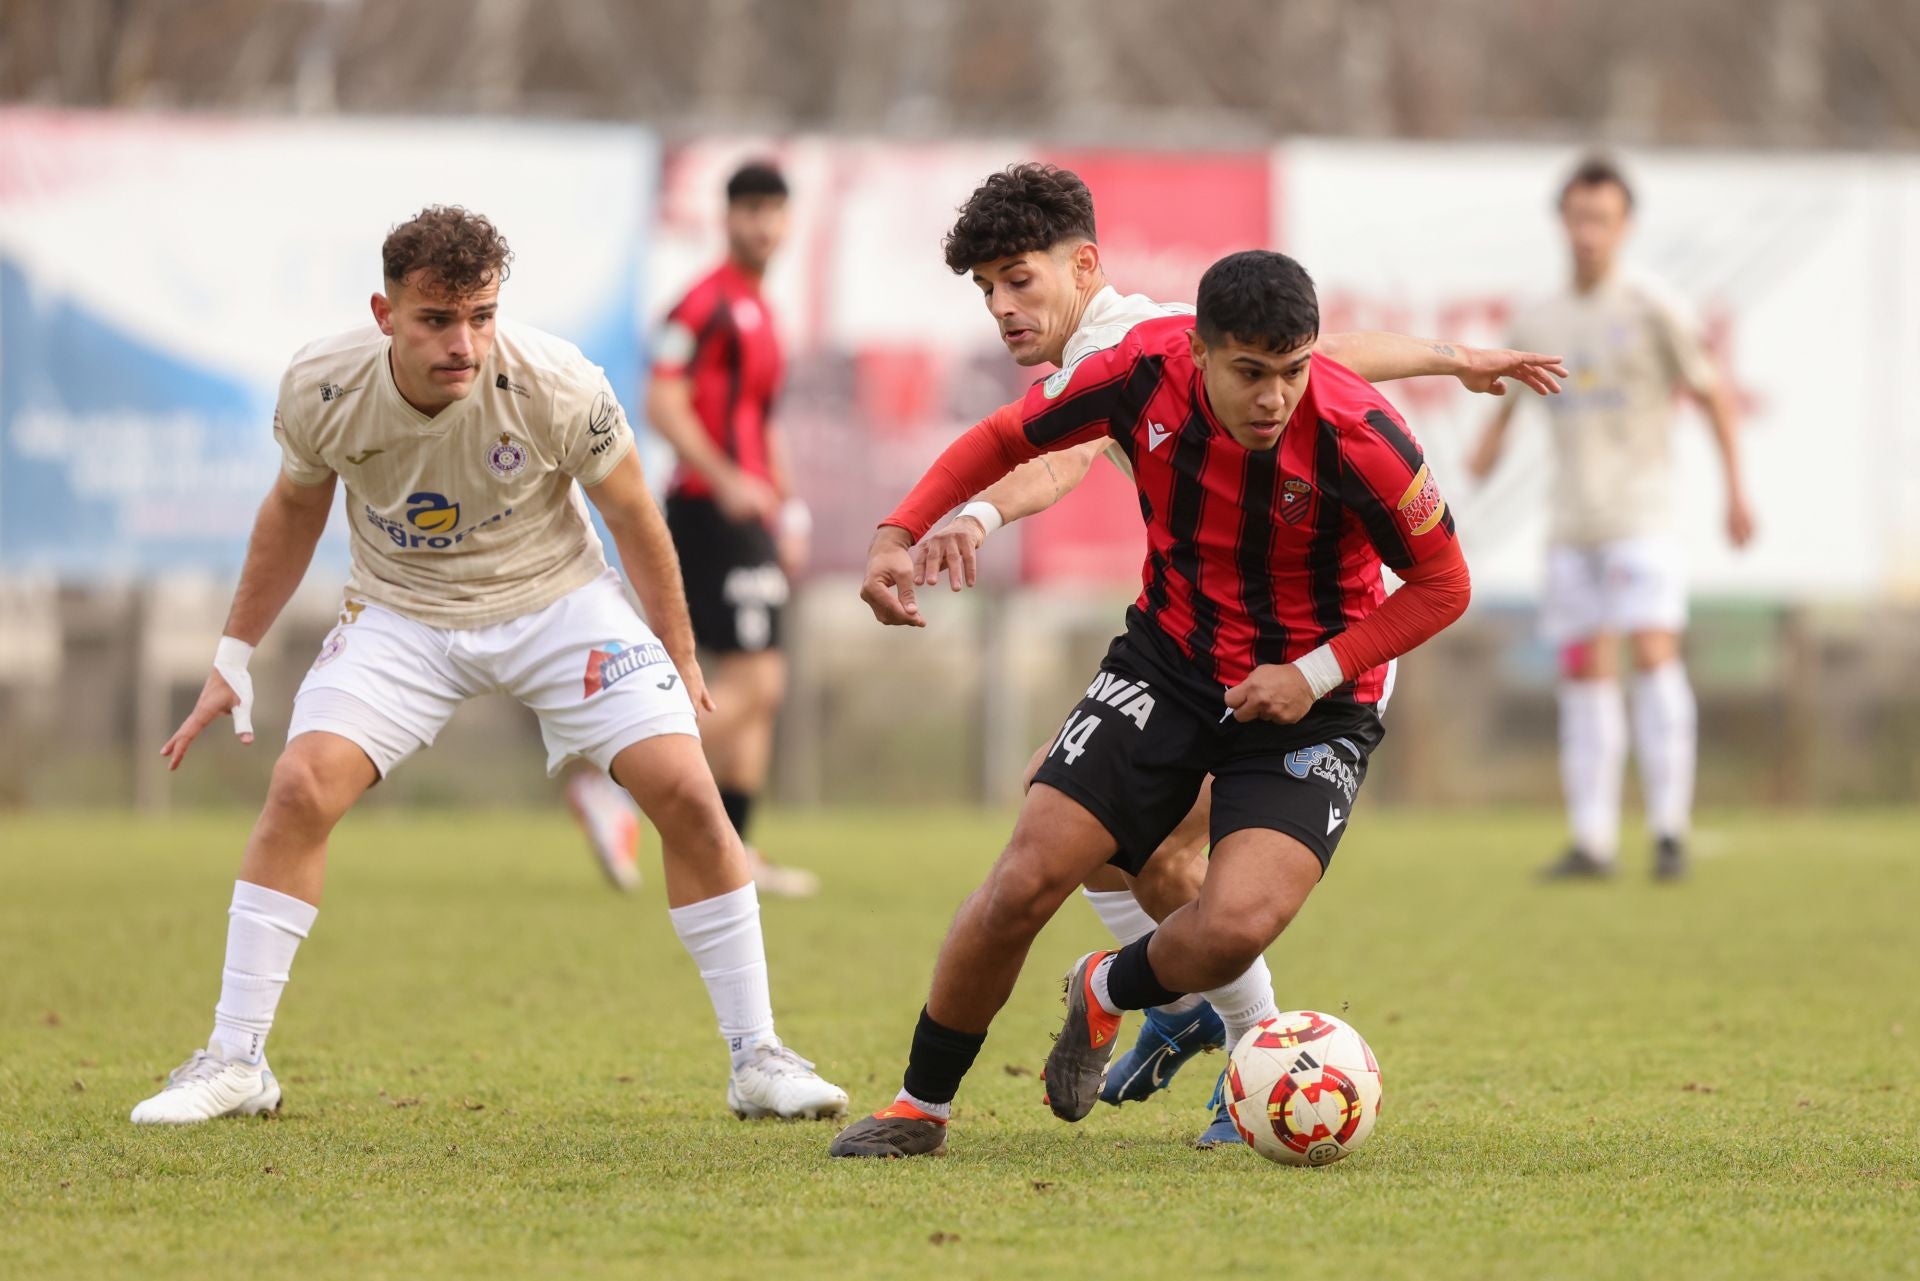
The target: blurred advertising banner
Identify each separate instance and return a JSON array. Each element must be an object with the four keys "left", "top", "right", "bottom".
[
  {"left": 658, "top": 136, "right": 1919, "bottom": 602},
  {"left": 1281, "top": 141, "right": 1920, "bottom": 603},
  {"left": 0, "top": 110, "right": 655, "bottom": 576}
]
